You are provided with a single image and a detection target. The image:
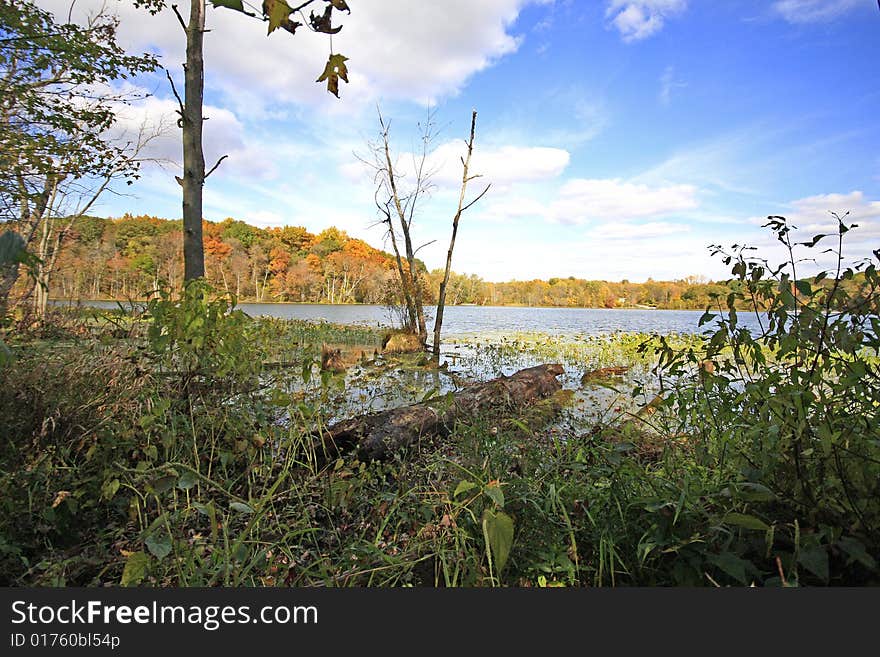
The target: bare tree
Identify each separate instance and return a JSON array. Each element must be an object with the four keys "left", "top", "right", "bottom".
[
  {"left": 432, "top": 110, "right": 490, "bottom": 358},
  {"left": 364, "top": 108, "right": 438, "bottom": 344}
]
